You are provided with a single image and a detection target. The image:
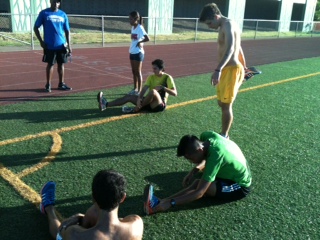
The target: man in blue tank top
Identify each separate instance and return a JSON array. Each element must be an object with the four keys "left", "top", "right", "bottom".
[{"left": 34, "top": 0, "right": 72, "bottom": 92}]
